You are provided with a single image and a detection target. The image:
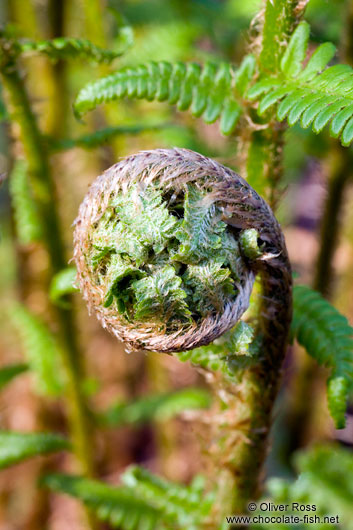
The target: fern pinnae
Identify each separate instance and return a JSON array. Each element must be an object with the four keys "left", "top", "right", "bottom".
[
  {"left": 249, "top": 21, "right": 353, "bottom": 145},
  {"left": 0, "top": 432, "right": 70, "bottom": 469},
  {"left": 298, "top": 42, "right": 336, "bottom": 82},
  {"left": 9, "top": 304, "right": 64, "bottom": 397},
  {"left": 20, "top": 37, "right": 122, "bottom": 63},
  {"left": 279, "top": 21, "right": 310, "bottom": 78},
  {"left": 0, "top": 363, "right": 29, "bottom": 390},
  {"left": 292, "top": 285, "right": 353, "bottom": 429},
  {"left": 9, "top": 160, "right": 42, "bottom": 244},
  {"left": 43, "top": 473, "right": 163, "bottom": 530},
  {"left": 74, "top": 61, "right": 243, "bottom": 135}
]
